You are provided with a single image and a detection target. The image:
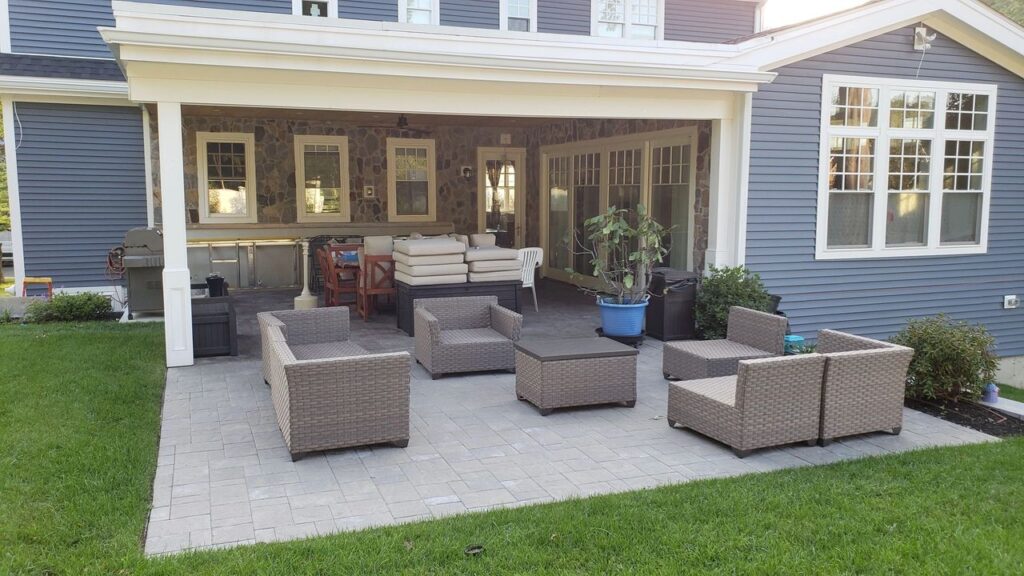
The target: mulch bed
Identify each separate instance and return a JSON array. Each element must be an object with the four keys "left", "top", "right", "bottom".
[{"left": 906, "top": 398, "right": 1024, "bottom": 438}]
